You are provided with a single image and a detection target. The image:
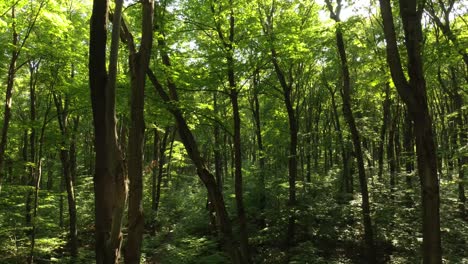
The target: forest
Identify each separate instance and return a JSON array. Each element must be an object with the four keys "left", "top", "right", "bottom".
[{"left": 0, "top": 0, "right": 466, "bottom": 263}]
